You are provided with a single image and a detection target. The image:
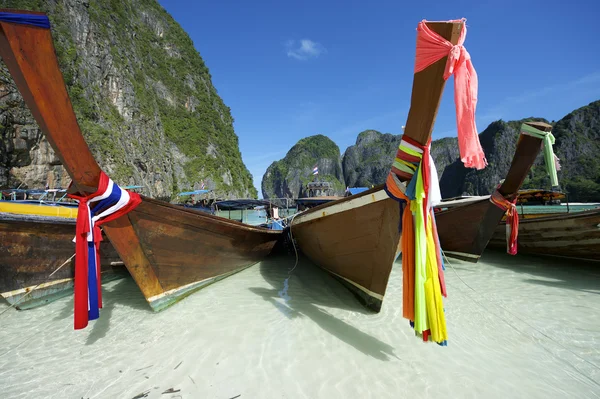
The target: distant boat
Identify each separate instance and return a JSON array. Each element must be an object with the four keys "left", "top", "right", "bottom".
[
  {"left": 289, "top": 20, "right": 548, "bottom": 312},
  {"left": 489, "top": 207, "right": 600, "bottom": 262},
  {"left": 433, "top": 125, "right": 553, "bottom": 261},
  {"left": 0, "top": 11, "right": 282, "bottom": 323},
  {"left": 295, "top": 181, "right": 343, "bottom": 210},
  {"left": 0, "top": 211, "right": 123, "bottom": 309},
  {"left": 485, "top": 192, "right": 600, "bottom": 262}
]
